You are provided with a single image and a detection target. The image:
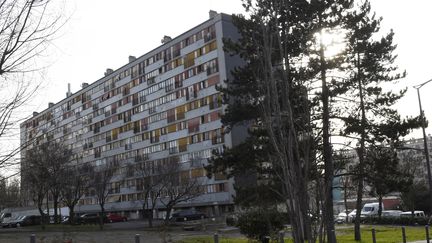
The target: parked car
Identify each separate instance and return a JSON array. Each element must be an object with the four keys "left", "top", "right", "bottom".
[
  {"left": 335, "top": 211, "right": 348, "bottom": 224},
  {"left": 170, "top": 209, "right": 207, "bottom": 222},
  {"left": 106, "top": 213, "right": 127, "bottom": 223},
  {"left": 78, "top": 213, "right": 106, "bottom": 224},
  {"left": 4, "top": 215, "right": 41, "bottom": 227},
  {"left": 347, "top": 209, "right": 357, "bottom": 222},
  {"left": 400, "top": 211, "right": 425, "bottom": 217}
]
